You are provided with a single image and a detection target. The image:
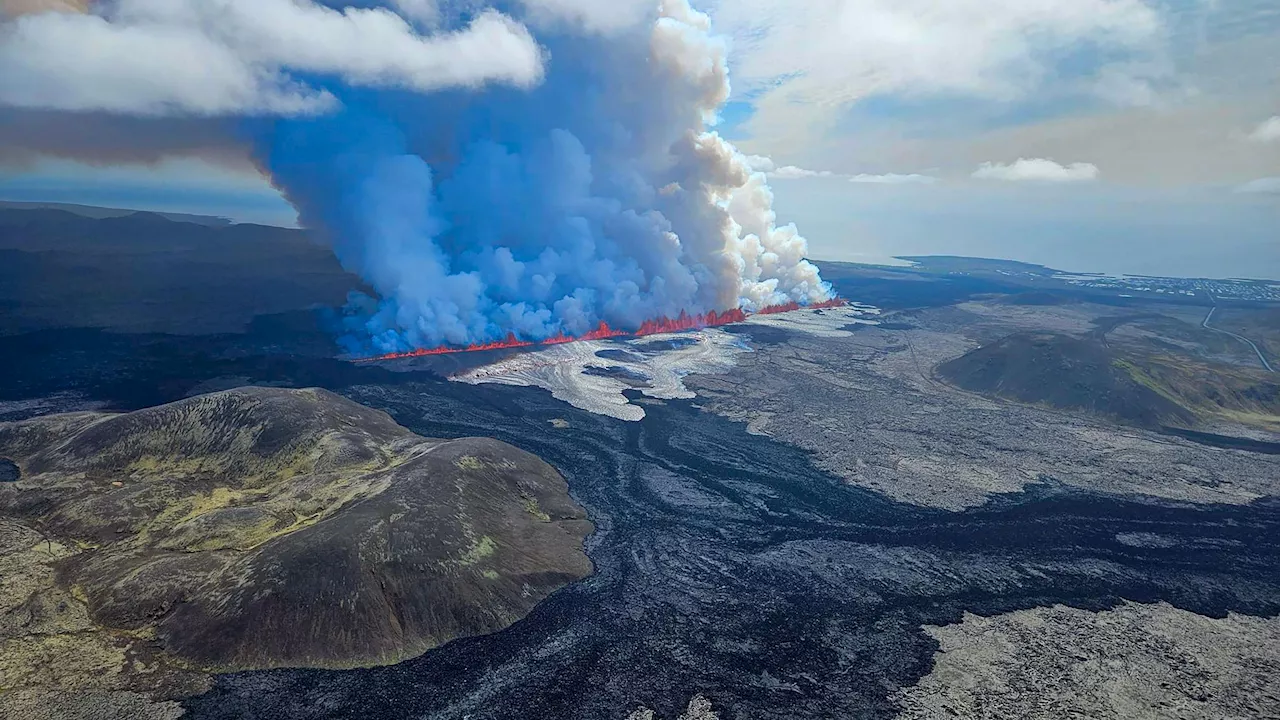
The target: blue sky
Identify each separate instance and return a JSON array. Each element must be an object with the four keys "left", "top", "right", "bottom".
[
  {"left": 702, "top": 0, "right": 1280, "bottom": 278},
  {"left": 771, "top": 180, "right": 1280, "bottom": 279},
  {"left": 1, "top": 0, "right": 1277, "bottom": 279}
]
